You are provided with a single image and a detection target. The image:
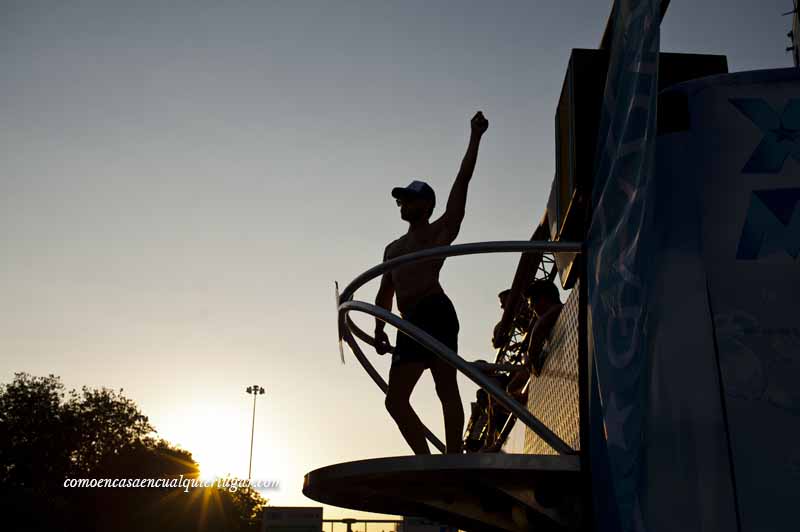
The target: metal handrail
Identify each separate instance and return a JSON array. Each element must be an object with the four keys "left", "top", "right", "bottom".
[
  {"left": 340, "top": 323, "right": 447, "bottom": 452},
  {"left": 338, "top": 241, "right": 582, "bottom": 304},
  {"left": 337, "top": 240, "right": 583, "bottom": 455}
]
